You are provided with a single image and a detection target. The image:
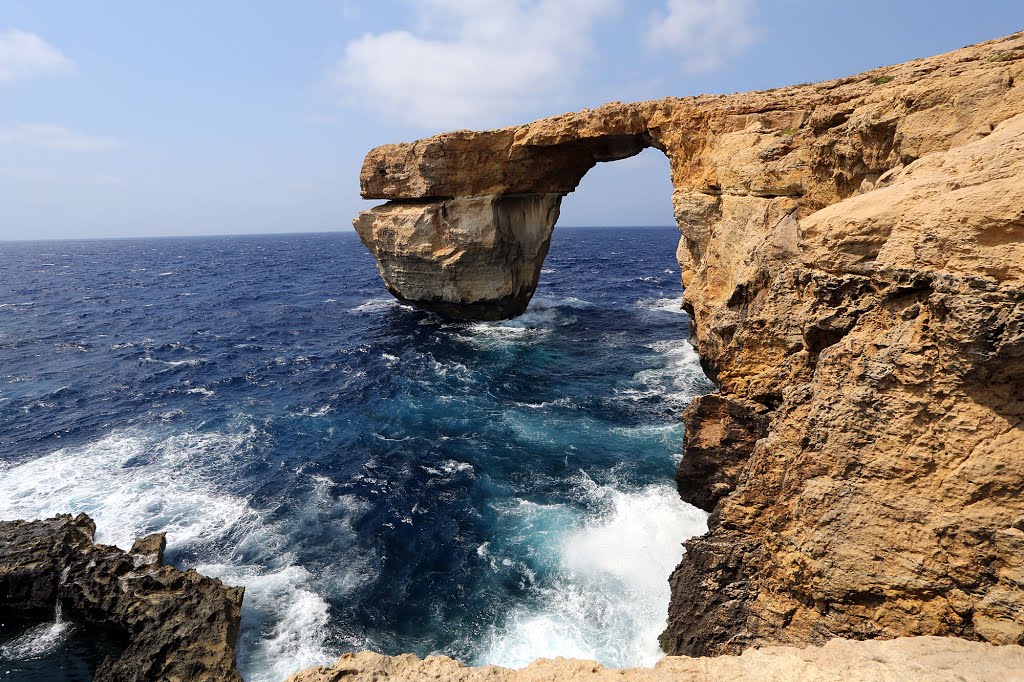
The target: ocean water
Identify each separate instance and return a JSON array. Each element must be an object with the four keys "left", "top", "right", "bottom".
[{"left": 0, "top": 227, "right": 714, "bottom": 681}]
